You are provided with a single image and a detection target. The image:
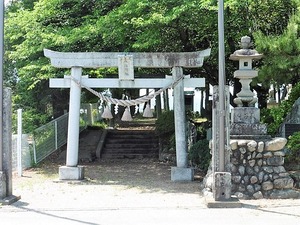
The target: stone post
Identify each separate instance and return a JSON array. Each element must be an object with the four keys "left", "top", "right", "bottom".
[
  {"left": 171, "top": 67, "right": 194, "bottom": 181},
  {"left": 2, "top": 88, "right": 12, "bottom": 196},
  {"left": 212, "top": 86, "right": 231, "bottom": 200},
  {"left": 59, "top": 67, "right": 84, "bottom": 180},
  {"left": 0, "top": 88, "right": 20, "bottom": 204},
  {"left": 0, "top": 89, "right": 7, "bottom": 201},
  {"left": 0, "top": 171, "right": 5, "bottom": 198}
]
